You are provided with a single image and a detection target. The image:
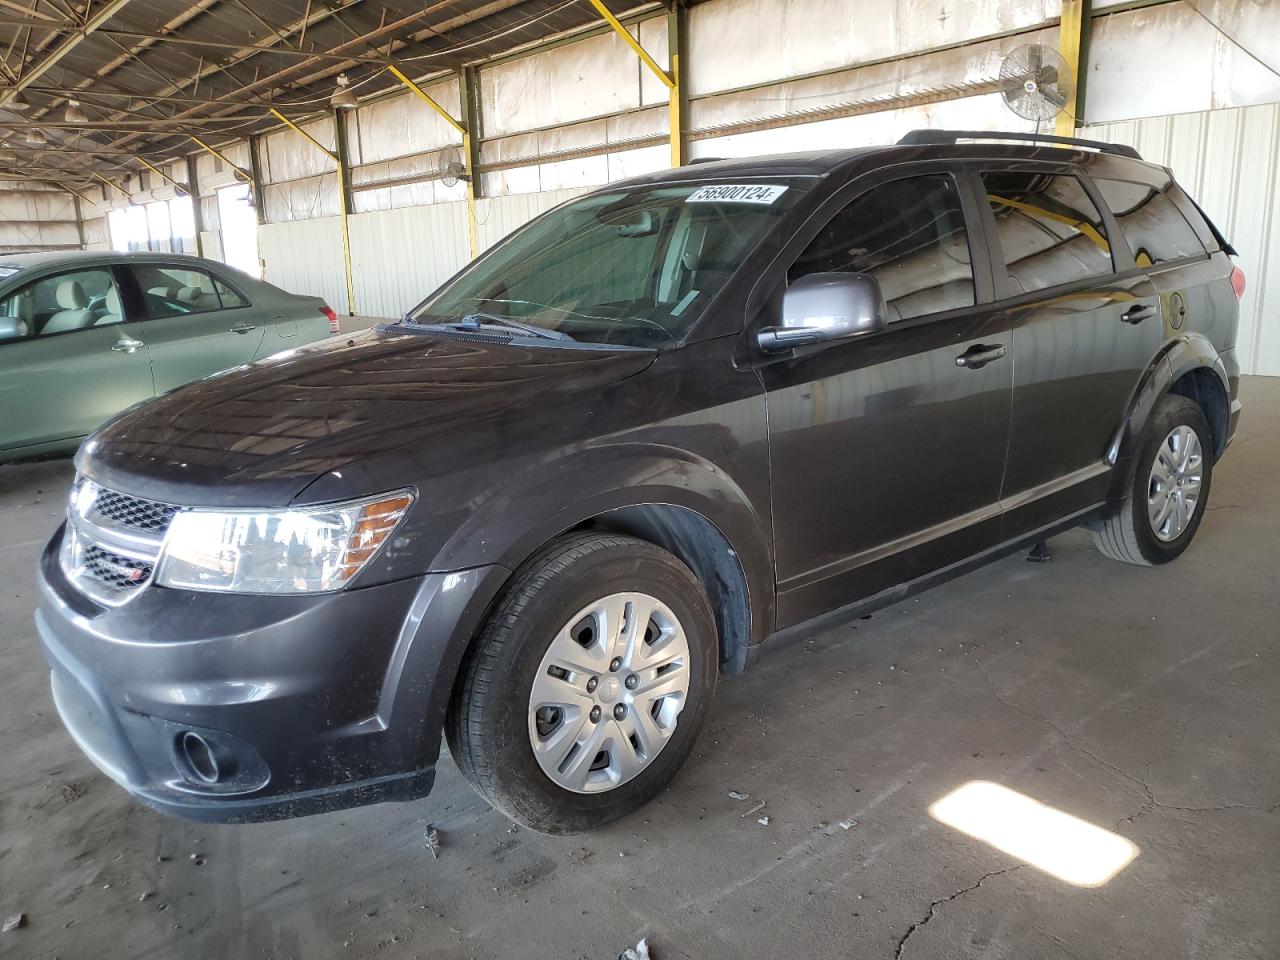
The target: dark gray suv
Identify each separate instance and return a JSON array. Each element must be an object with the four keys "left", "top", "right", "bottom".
[{"left": 35, "top": 130, "right": 1243, "bottom": 833}]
